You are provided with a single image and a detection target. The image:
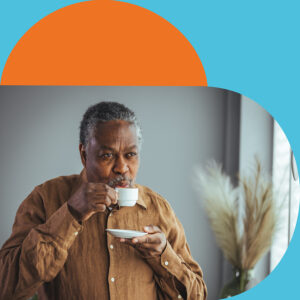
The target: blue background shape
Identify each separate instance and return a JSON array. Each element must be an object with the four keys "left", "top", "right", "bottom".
[{"left": 0, "top": 0, "right": 299, "bottom": 299}]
